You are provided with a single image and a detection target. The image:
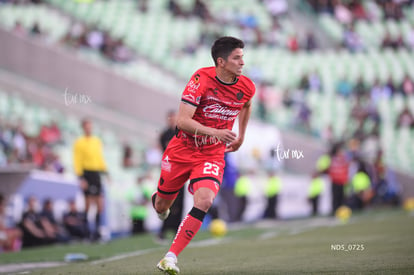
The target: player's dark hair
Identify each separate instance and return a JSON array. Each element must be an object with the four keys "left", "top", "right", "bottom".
[{"left": 211, "top": 36, "right": 244, "bottom": 66}]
